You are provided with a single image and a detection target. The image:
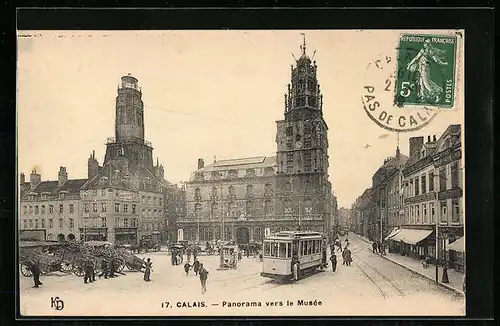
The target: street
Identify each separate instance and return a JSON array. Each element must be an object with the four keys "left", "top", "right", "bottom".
[{"left": 19, "top": 236, "right": 464, "bottom": 316}]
